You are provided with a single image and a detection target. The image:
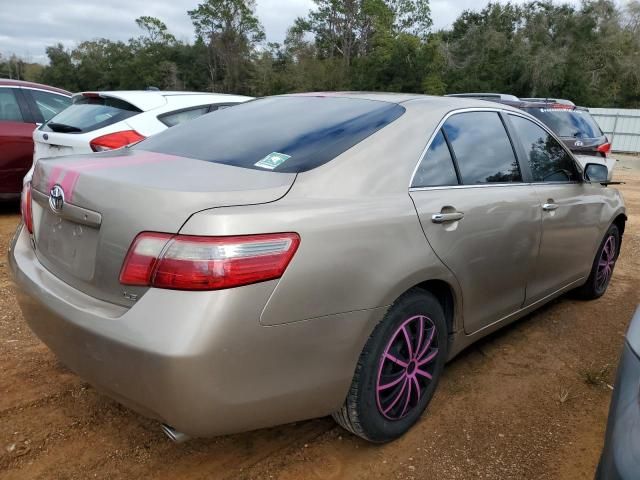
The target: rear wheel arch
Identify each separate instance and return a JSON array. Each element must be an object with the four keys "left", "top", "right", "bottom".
[
  {"left": 613, "top": 213, "right": 626, "bottom": 238},
  {"left": 412, "top": 279, "right": 457, "bottom": 337},
  {"left": 334, "top": 287, "right": 449, "bottom": 441}
]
